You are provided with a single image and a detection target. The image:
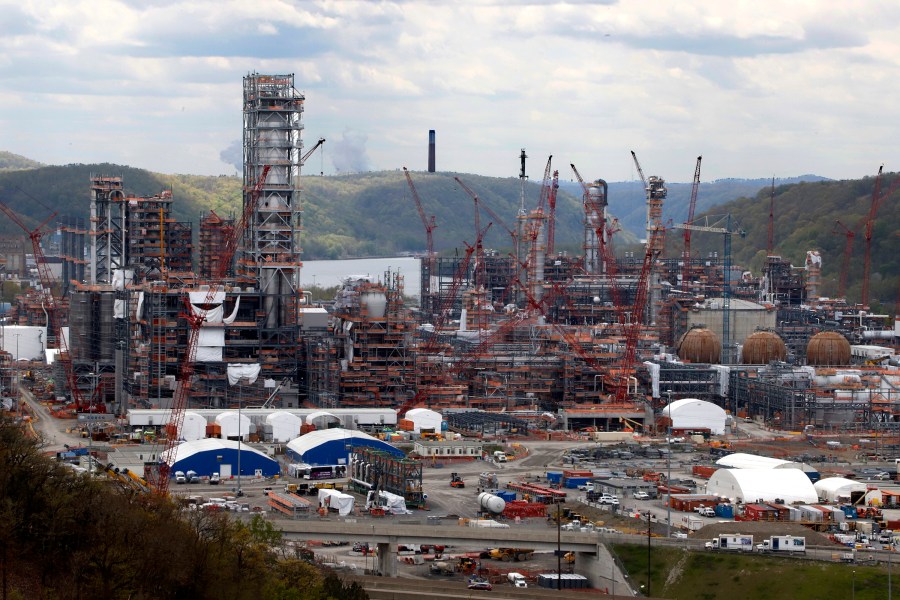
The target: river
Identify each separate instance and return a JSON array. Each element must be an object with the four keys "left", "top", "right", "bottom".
[{"left": 301, "top": 256, "right": 422, "bottom": 298}]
